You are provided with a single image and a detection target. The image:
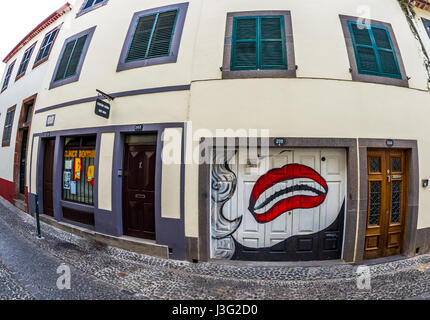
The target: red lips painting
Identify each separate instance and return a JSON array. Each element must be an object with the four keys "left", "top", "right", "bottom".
[{"left": 248, "top": 164, "right": 329, "bottom": 223}]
